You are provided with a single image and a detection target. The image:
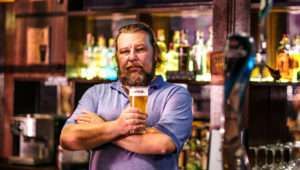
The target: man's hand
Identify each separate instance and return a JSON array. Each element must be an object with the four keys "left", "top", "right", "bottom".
[
  {"left": 115, "top": 107, "right": 147, "bottom": 135},
  {"left": 75, "top": 110, "right": 104, "bottom": 124}
]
